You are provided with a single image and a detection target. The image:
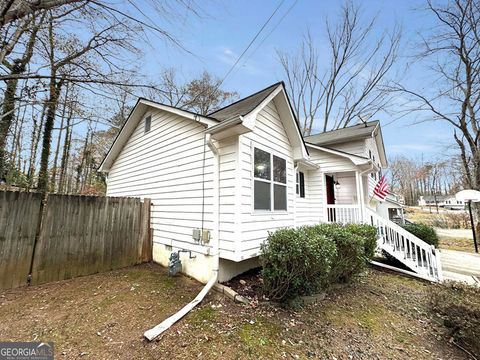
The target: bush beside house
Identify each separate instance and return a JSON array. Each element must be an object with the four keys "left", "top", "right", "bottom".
[
  {"left": 260, "top": 227, "right": 337, "bottom": 302},
  {"left": 402, "top": 223, "right": 439, "bottom": 247},
  {"left": 260, "top": 223, "right": 377, "bottom": 303}
]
